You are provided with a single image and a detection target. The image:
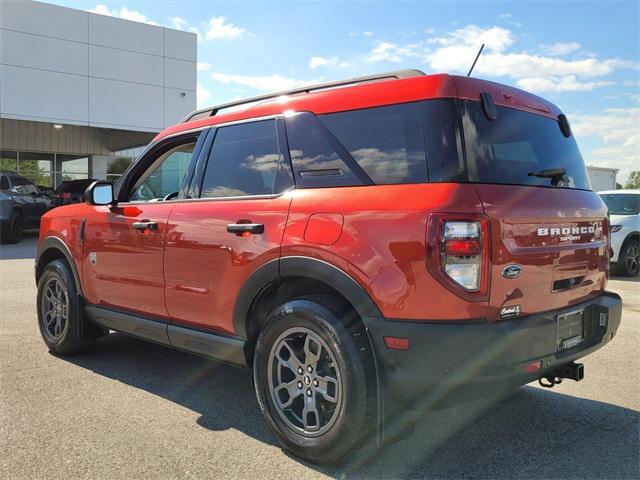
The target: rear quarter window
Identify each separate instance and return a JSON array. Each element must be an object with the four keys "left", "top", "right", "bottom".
[{"left": 320, "top": 103, "right": 427, "bottom": 185}]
